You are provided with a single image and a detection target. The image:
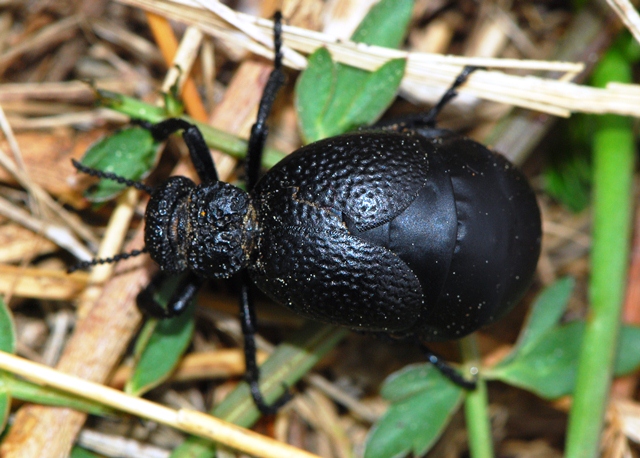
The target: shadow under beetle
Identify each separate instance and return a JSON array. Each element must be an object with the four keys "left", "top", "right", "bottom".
[{"left": 72, "top": 12, "right": 541, "bottom": 414}]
